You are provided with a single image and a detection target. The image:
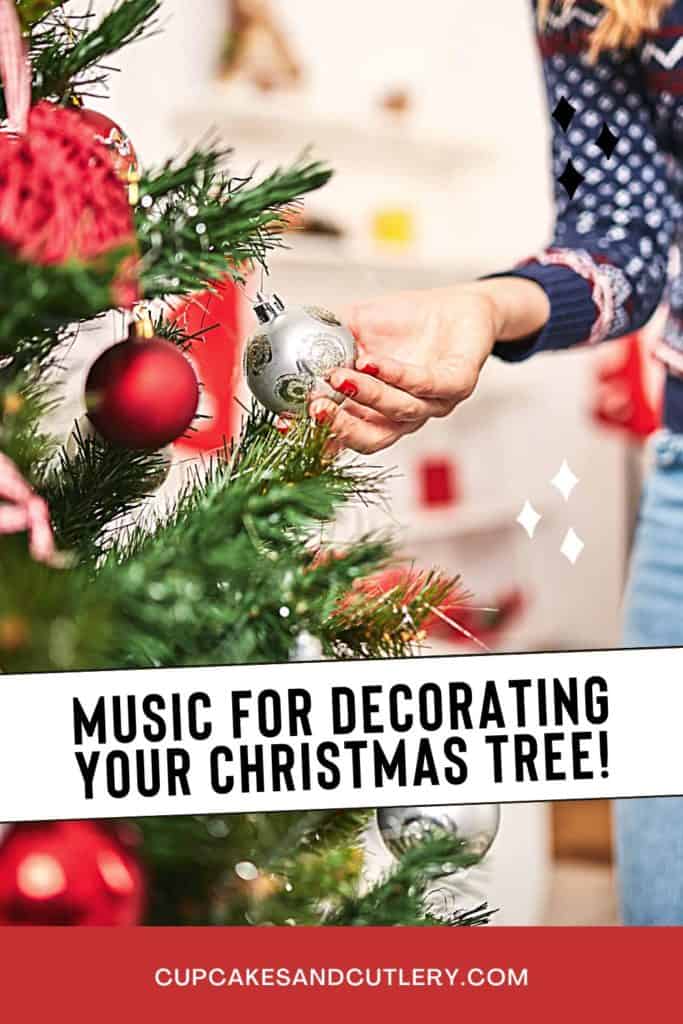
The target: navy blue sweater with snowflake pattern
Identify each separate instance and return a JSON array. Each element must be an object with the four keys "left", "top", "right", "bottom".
[{"left": 497, "top": 0, "right": 683, "bottom": 431}]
